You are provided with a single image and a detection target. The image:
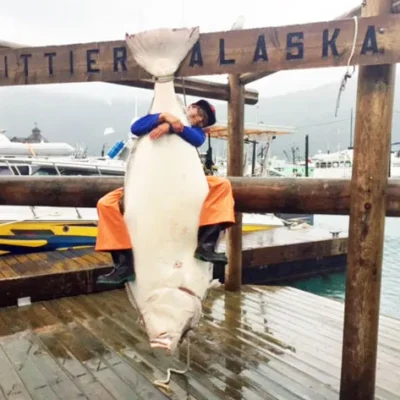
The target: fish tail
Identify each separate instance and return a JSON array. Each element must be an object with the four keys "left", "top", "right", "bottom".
[{"left": 125, "top": 27, "right": 200, "bottom": 78}]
